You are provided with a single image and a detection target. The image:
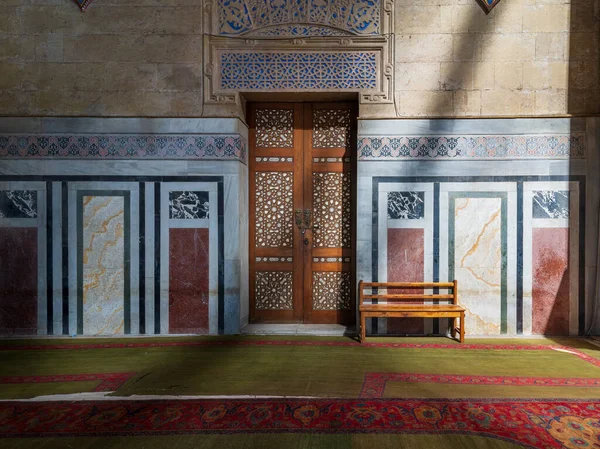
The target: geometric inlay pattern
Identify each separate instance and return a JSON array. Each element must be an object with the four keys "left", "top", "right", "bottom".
[
  {"left": 255, "top": 271, "right": 293, "bottom": 310},
  {"left": 220, "top": 52, "right": 378, "bottom": 91},
  {"left": 313, "top": 109, "right": 352, "bottom": 148},
  {"left": 255, "top": 172, "right": 294, "bottom": 247},
  {"left": 0, "top": 190, "right": 37, "bottom": 219},
  {"left": 312, "top": 172, "right": 351, "bottom": 248},
  {"left": 312, "top": 271, "right": 351, "bottom": 310},
  {"left": 358, "top": 135, "right": 586, "bottom": 160},
  {"left": 218, "top": 0, "right": 381, "bottom": 36},
  {"left": 0, "top": 135, "right": 247, "bottom": 163},
  {"left": 169, "top": 191, "right": 209, "bottom": 219},
  {"left": 533, "top": 190, "right": 569, "bottom": 219},
  {"left": 255, "top": 109, "right": 294, "bottom": 148},
  {"left": 388, "top": 192, "right": 424, "bottom": 220}
]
